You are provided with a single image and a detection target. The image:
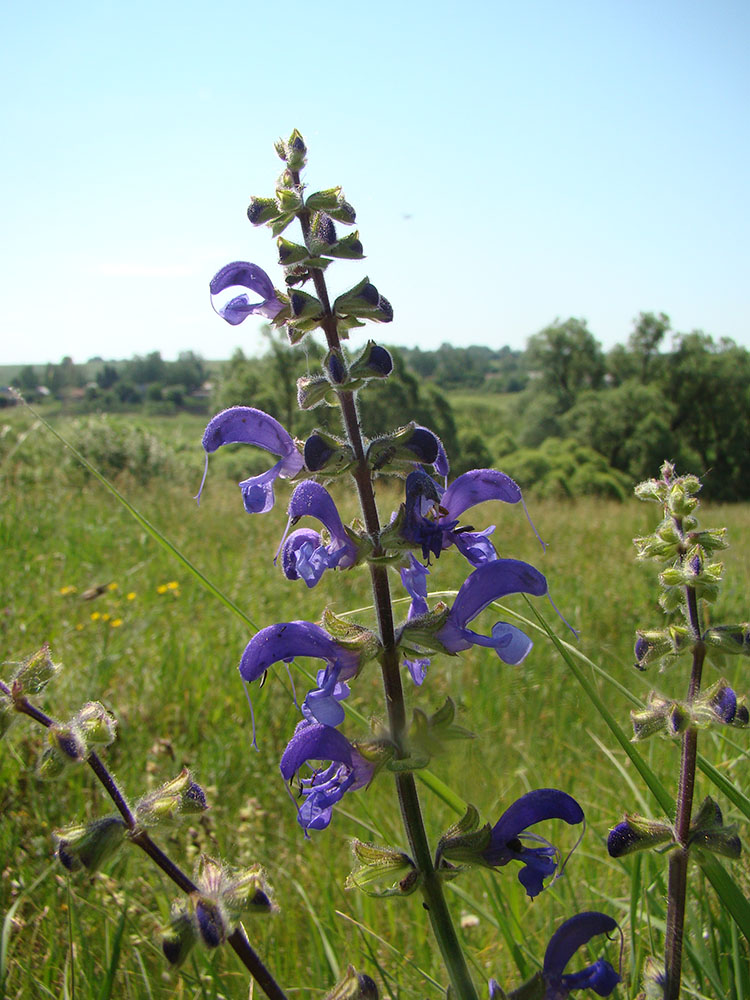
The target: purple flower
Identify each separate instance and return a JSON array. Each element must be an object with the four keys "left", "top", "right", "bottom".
[
  {"left": 280, "top": 481, "right": 359, "bottom": 587},
  {"left": 210, "top": 261, "right": 284, "bottom": 325},
  {"left": 482, "top": 789, "right": 584, "bottom": 898},
  {"left": 196, "top": 406, "right": 304, "bottom": 513},
  {"left": 436, "top": 558, "right": 548, "bottom": 665},
  {"left": 401, "top": 468, "right": 541, "bottom": 566},
  {"left": 399, "top": 555, "right": 432, "bottom": 684},
  {"left": 239, "top": 621, "right": 361, "bottom": 726},
  {"left": 280, "top": 722, "right": 375, "bottom": 832},
  {"left": 542, "top": 911, "right": 621, "bottom": 998}
]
